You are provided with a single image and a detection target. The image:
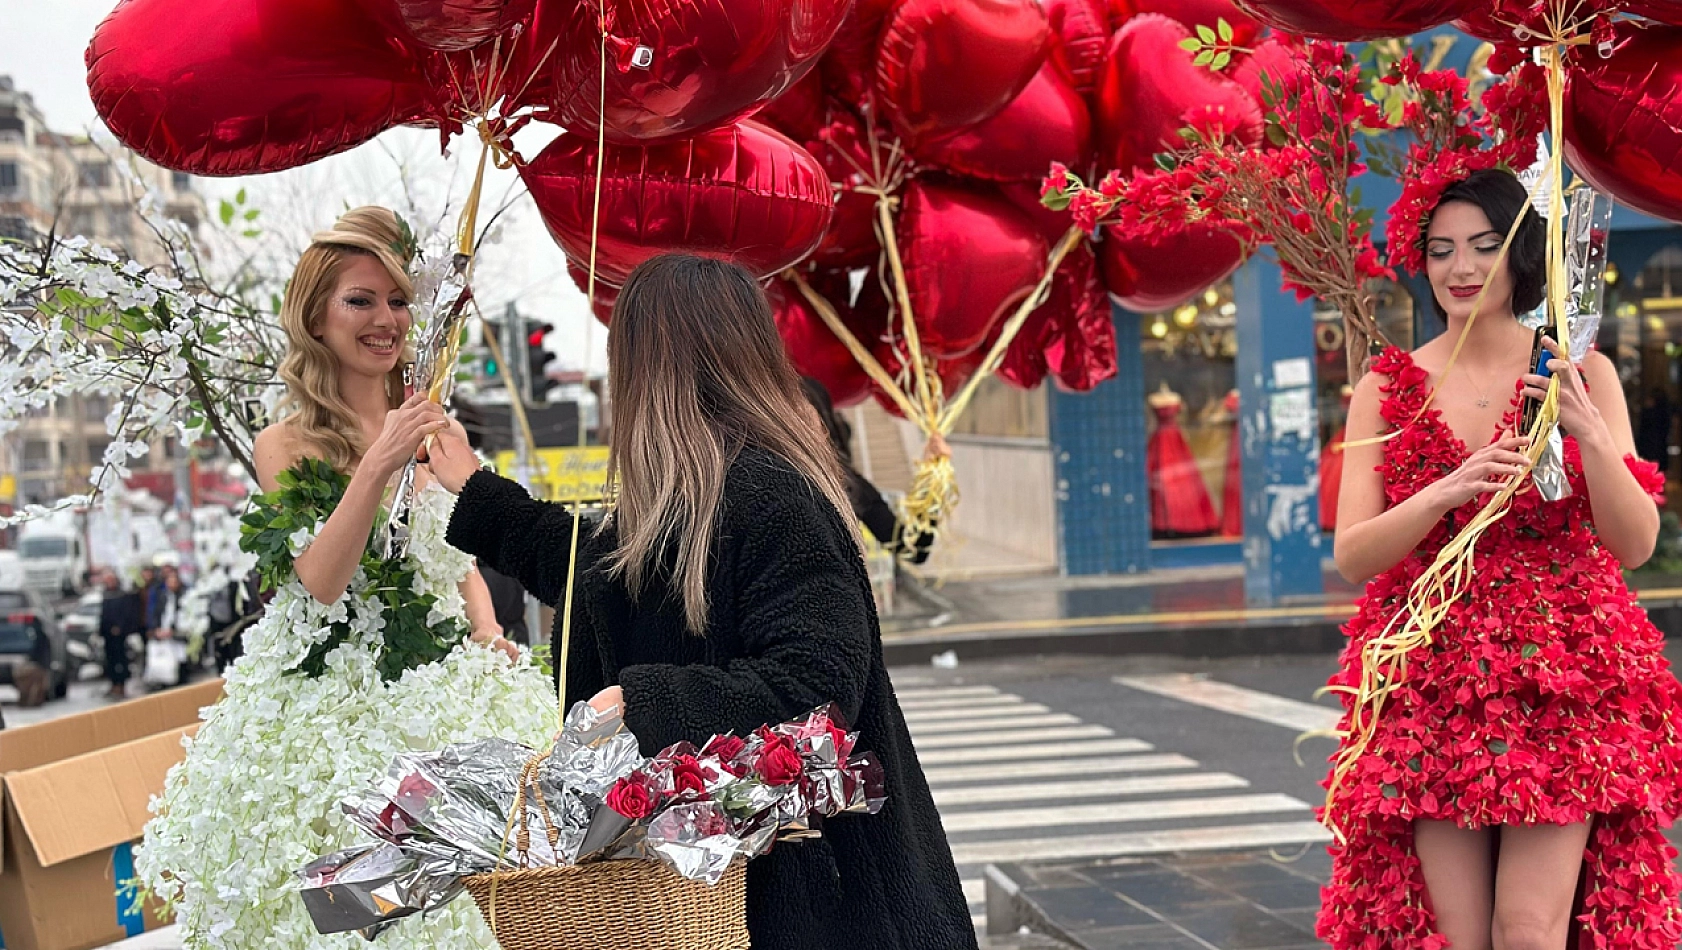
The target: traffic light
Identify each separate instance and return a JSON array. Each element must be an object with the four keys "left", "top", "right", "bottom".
[{"left": 526, "top": 322, "right": 557, "bottom": 404}]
